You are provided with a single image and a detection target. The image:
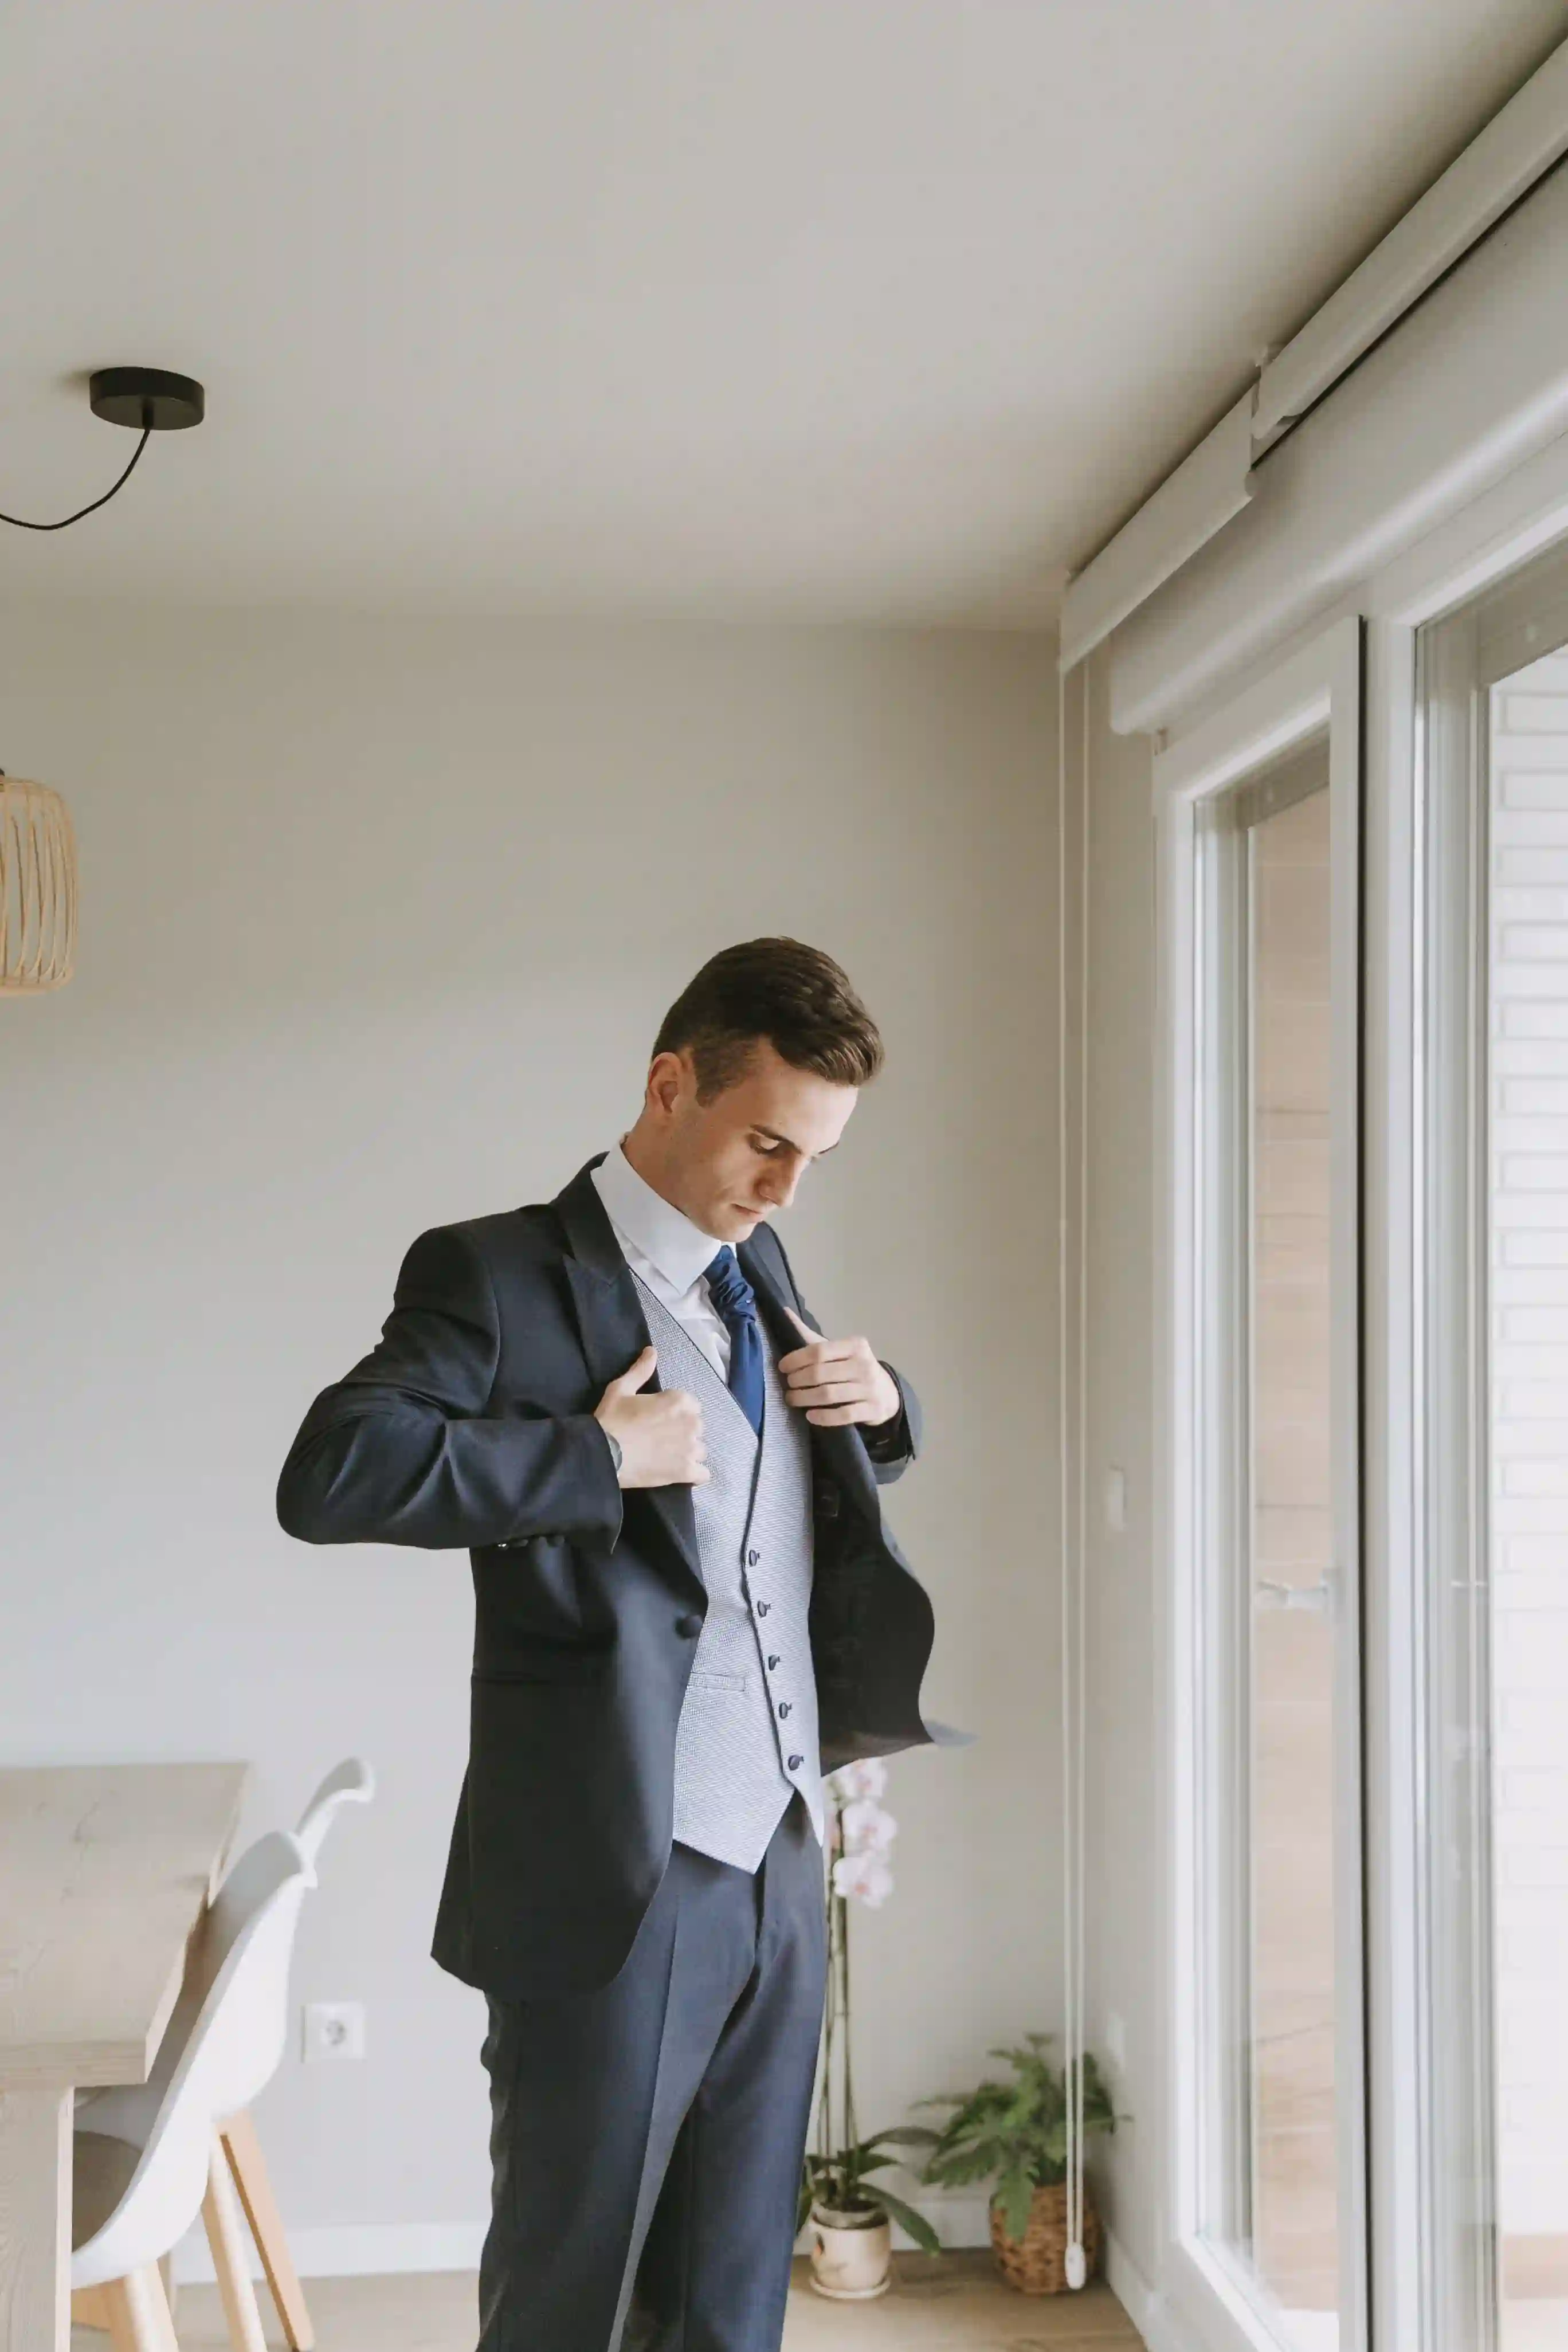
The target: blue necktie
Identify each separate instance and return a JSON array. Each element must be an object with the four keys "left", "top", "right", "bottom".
[{"left": 704, "top": 1246, "right": 766, "bottom": 1437}]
